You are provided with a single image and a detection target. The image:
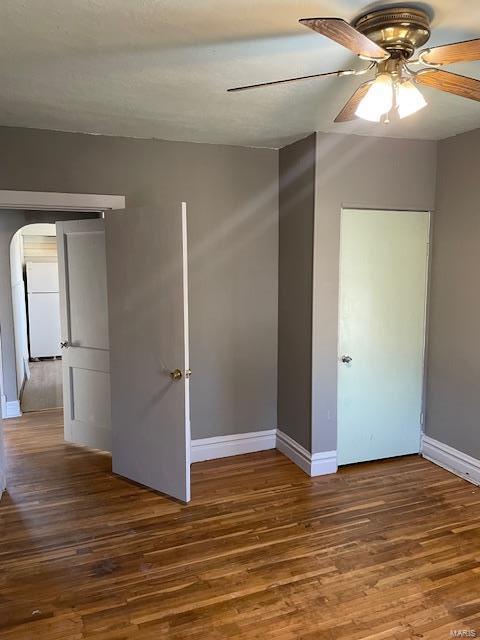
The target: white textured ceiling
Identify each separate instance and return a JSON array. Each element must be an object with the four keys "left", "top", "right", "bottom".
[{"left": 0, "top": 0, "right": 479, "bottom": 148}]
